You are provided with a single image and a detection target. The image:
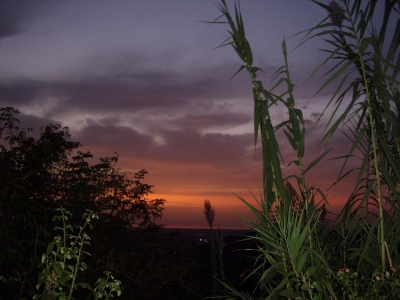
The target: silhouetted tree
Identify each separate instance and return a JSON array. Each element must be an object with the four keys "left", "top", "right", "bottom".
[{"left": 0, "top": 107, "right": 165, "bottom": 299}]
